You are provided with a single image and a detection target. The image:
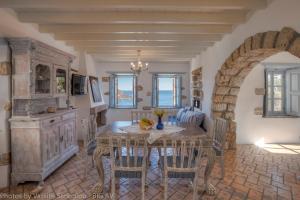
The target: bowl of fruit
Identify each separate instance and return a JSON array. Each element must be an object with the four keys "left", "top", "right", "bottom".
[{"left": 139, "top": 118, "right": 155, "bottom": 131}]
